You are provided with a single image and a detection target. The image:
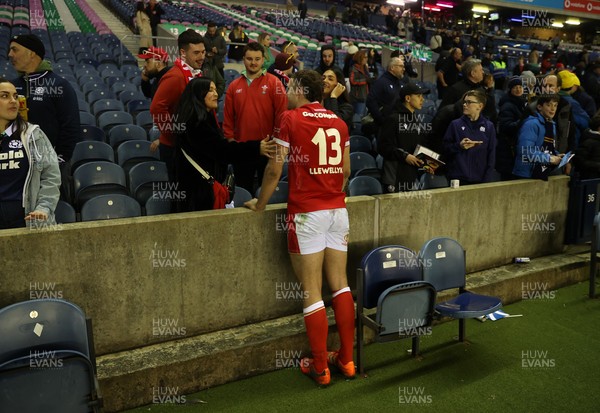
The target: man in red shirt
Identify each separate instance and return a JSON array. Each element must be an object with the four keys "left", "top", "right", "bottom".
[
  {"left": 223, "top": 42, "right": 287, "bottom": 193},
  {"left": 245, "top": 70, "right": 354, "bottom": 386},
  {"left": 150, "top": 29, "right": 205, "bottom": 181}
]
